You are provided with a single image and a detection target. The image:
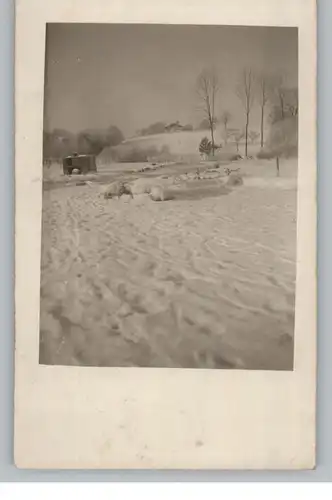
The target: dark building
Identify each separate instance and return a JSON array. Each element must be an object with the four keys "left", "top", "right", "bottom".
[{"left": 63, "top": 154, "right": 97, "bottom": 175}]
